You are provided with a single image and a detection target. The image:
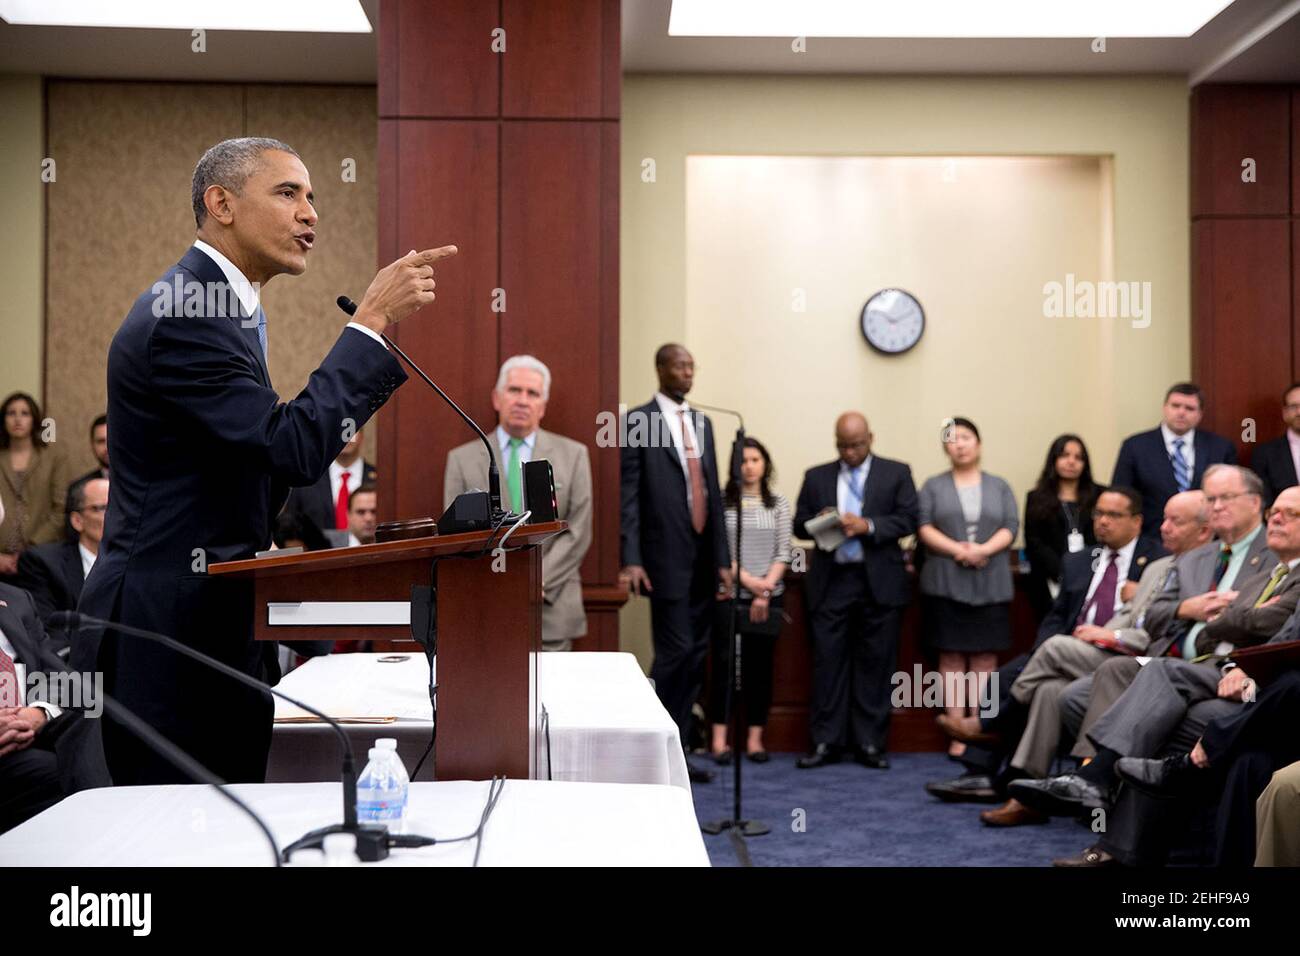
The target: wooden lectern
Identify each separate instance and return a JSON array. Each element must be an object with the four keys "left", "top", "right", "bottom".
[{"left": 208, "top": 521, "right": 566, "bottom": 780}]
